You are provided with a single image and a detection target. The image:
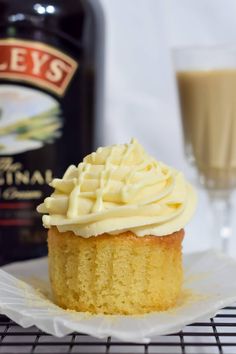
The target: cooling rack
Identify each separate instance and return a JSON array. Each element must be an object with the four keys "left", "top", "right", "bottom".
[{"left": 0, "top": 304, "right": 236, "bottom": 354}]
